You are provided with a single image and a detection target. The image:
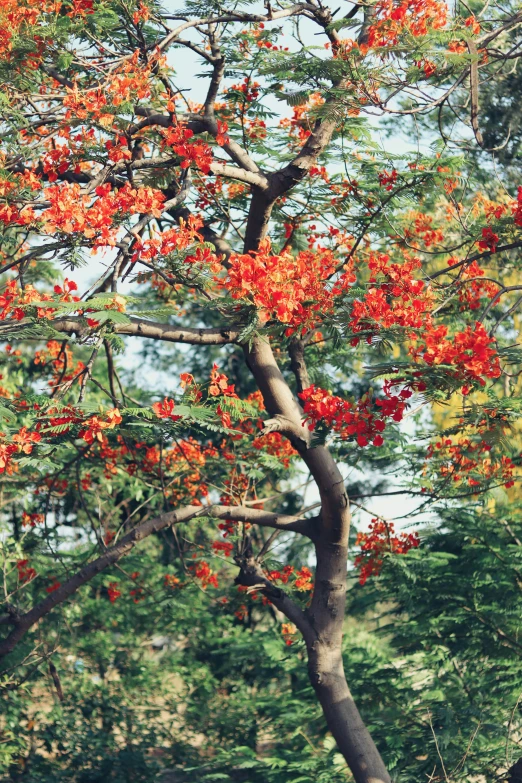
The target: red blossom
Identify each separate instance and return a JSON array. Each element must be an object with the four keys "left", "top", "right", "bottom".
[
  {"left": 281, "top": 622, "right": 297, "bottom": 645},
  {"left": 355, "top": 519, "right": 420, "bottom": 585},
  {"left": 107, "top": 582, "right": 121, "bottom": 603},
  {"left": 16, "top": 559, "right": 37, "bottom": 584},
  {"left": 164, "top": 574, "right": 181, "bottom": 588},
  {"left": 412, "top": 321, "right": 501, "bottom": 389},
  {"left": 21, "top": 512, "right": 44, "bottom": 527},
  {"left": 223, "top": 239, "right": 355, "bottom": 335},
  {"left": 299, "top": 382, "right": 416, "bottom": 446},
  {"left": 152, "top": 397, "right": 182, "bottom": 421},
  {"left": 212, "top": 540, "right": 234, "bottom": 557},
  {"left": 478, "top": 226, "right": 499, "bottom": 253},
  {"left": 190, "top": 560, "right": 219, "bottom": 589},
  {"left": 378, "top": 169, "right": 398, "bottom": 190},
  {"left": 79, "top": 409, "right": 122, "bottom": 443}
]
